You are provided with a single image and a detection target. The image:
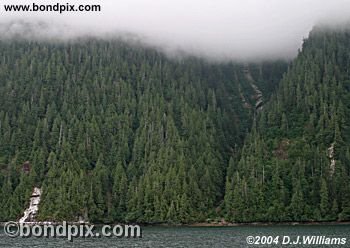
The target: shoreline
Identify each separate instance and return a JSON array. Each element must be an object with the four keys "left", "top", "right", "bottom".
[
  {"left": 185, "top": 221, "right": 350, "bottom": 227},
  {"left": 1, "top": 221, "right": 350, "bottom": 227}
]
